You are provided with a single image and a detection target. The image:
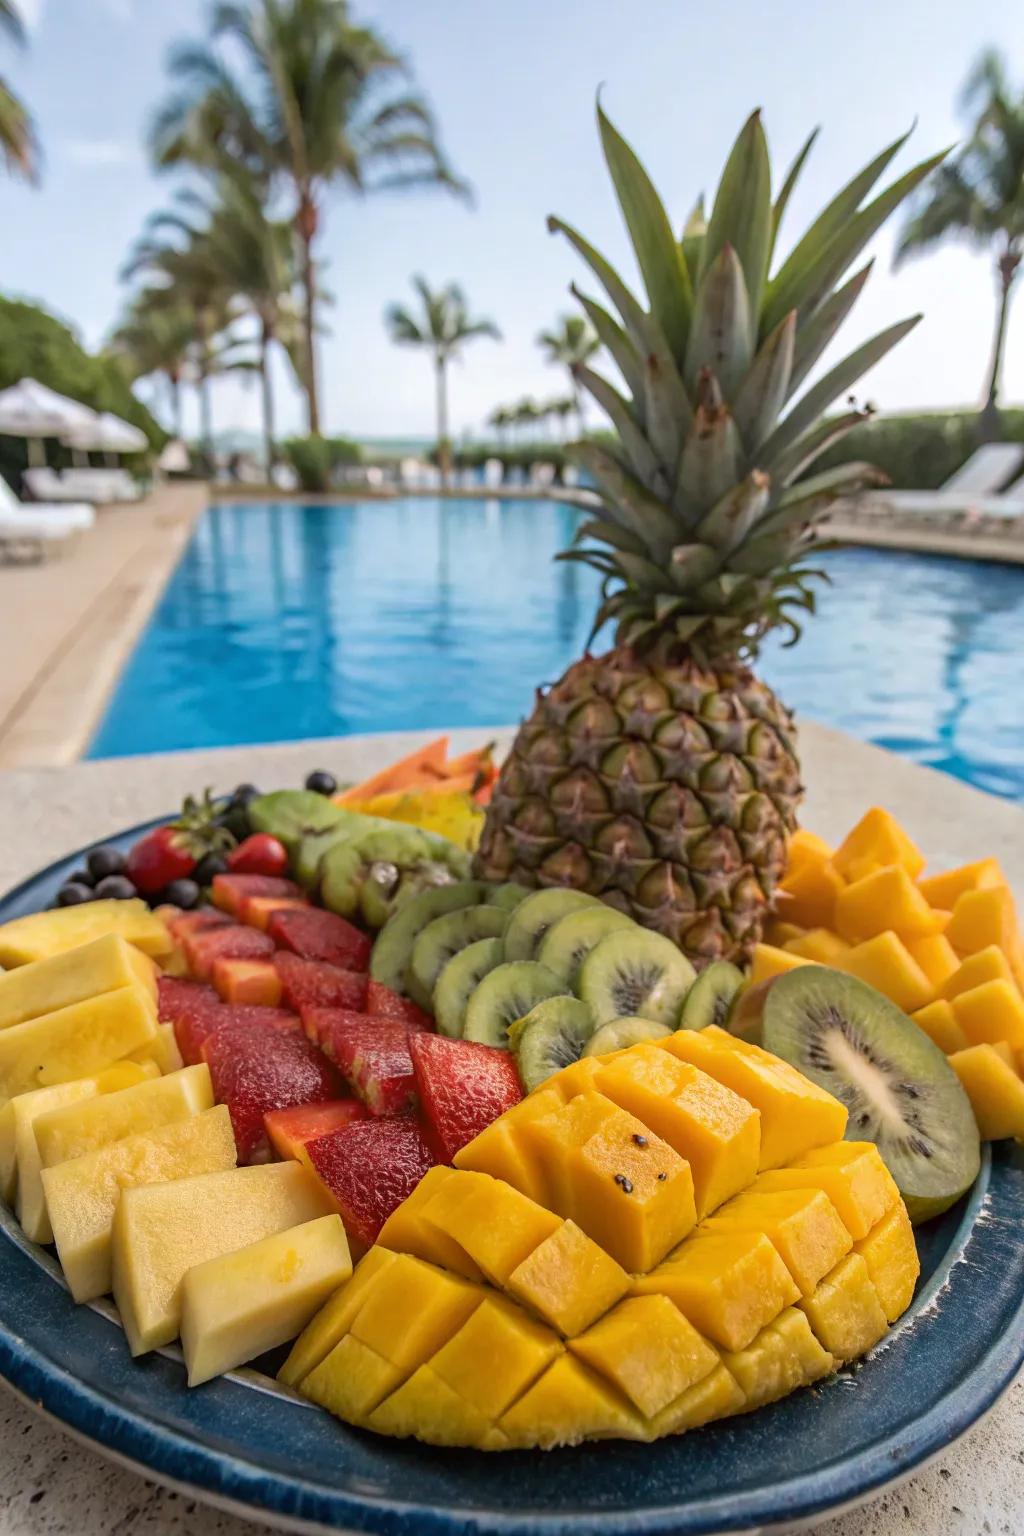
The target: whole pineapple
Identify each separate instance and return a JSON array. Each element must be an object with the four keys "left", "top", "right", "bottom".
[{"left": 475, "top": 108, "right": 945, "bottom": 966}]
